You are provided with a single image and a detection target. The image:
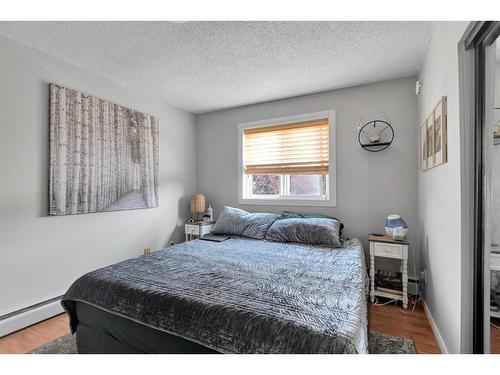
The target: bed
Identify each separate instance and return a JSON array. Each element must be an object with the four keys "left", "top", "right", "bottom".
[{"left": 62, "top": 236, "right": 368, "bottom": 354}]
